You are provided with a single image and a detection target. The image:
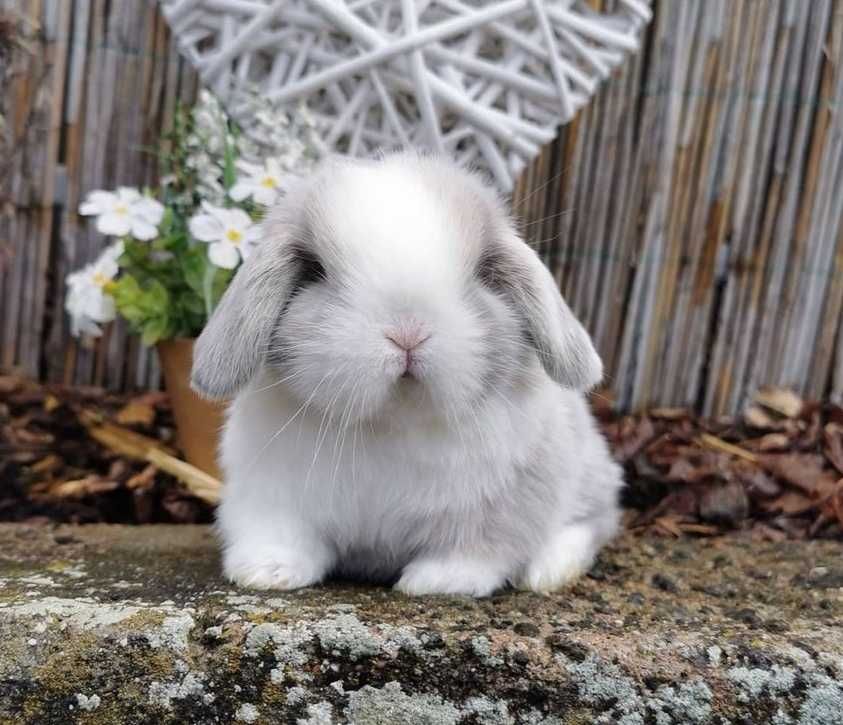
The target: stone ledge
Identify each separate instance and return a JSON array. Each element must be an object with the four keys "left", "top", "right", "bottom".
[{"left": 0, "top": 524, "right": 841, "bottom": 724}]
